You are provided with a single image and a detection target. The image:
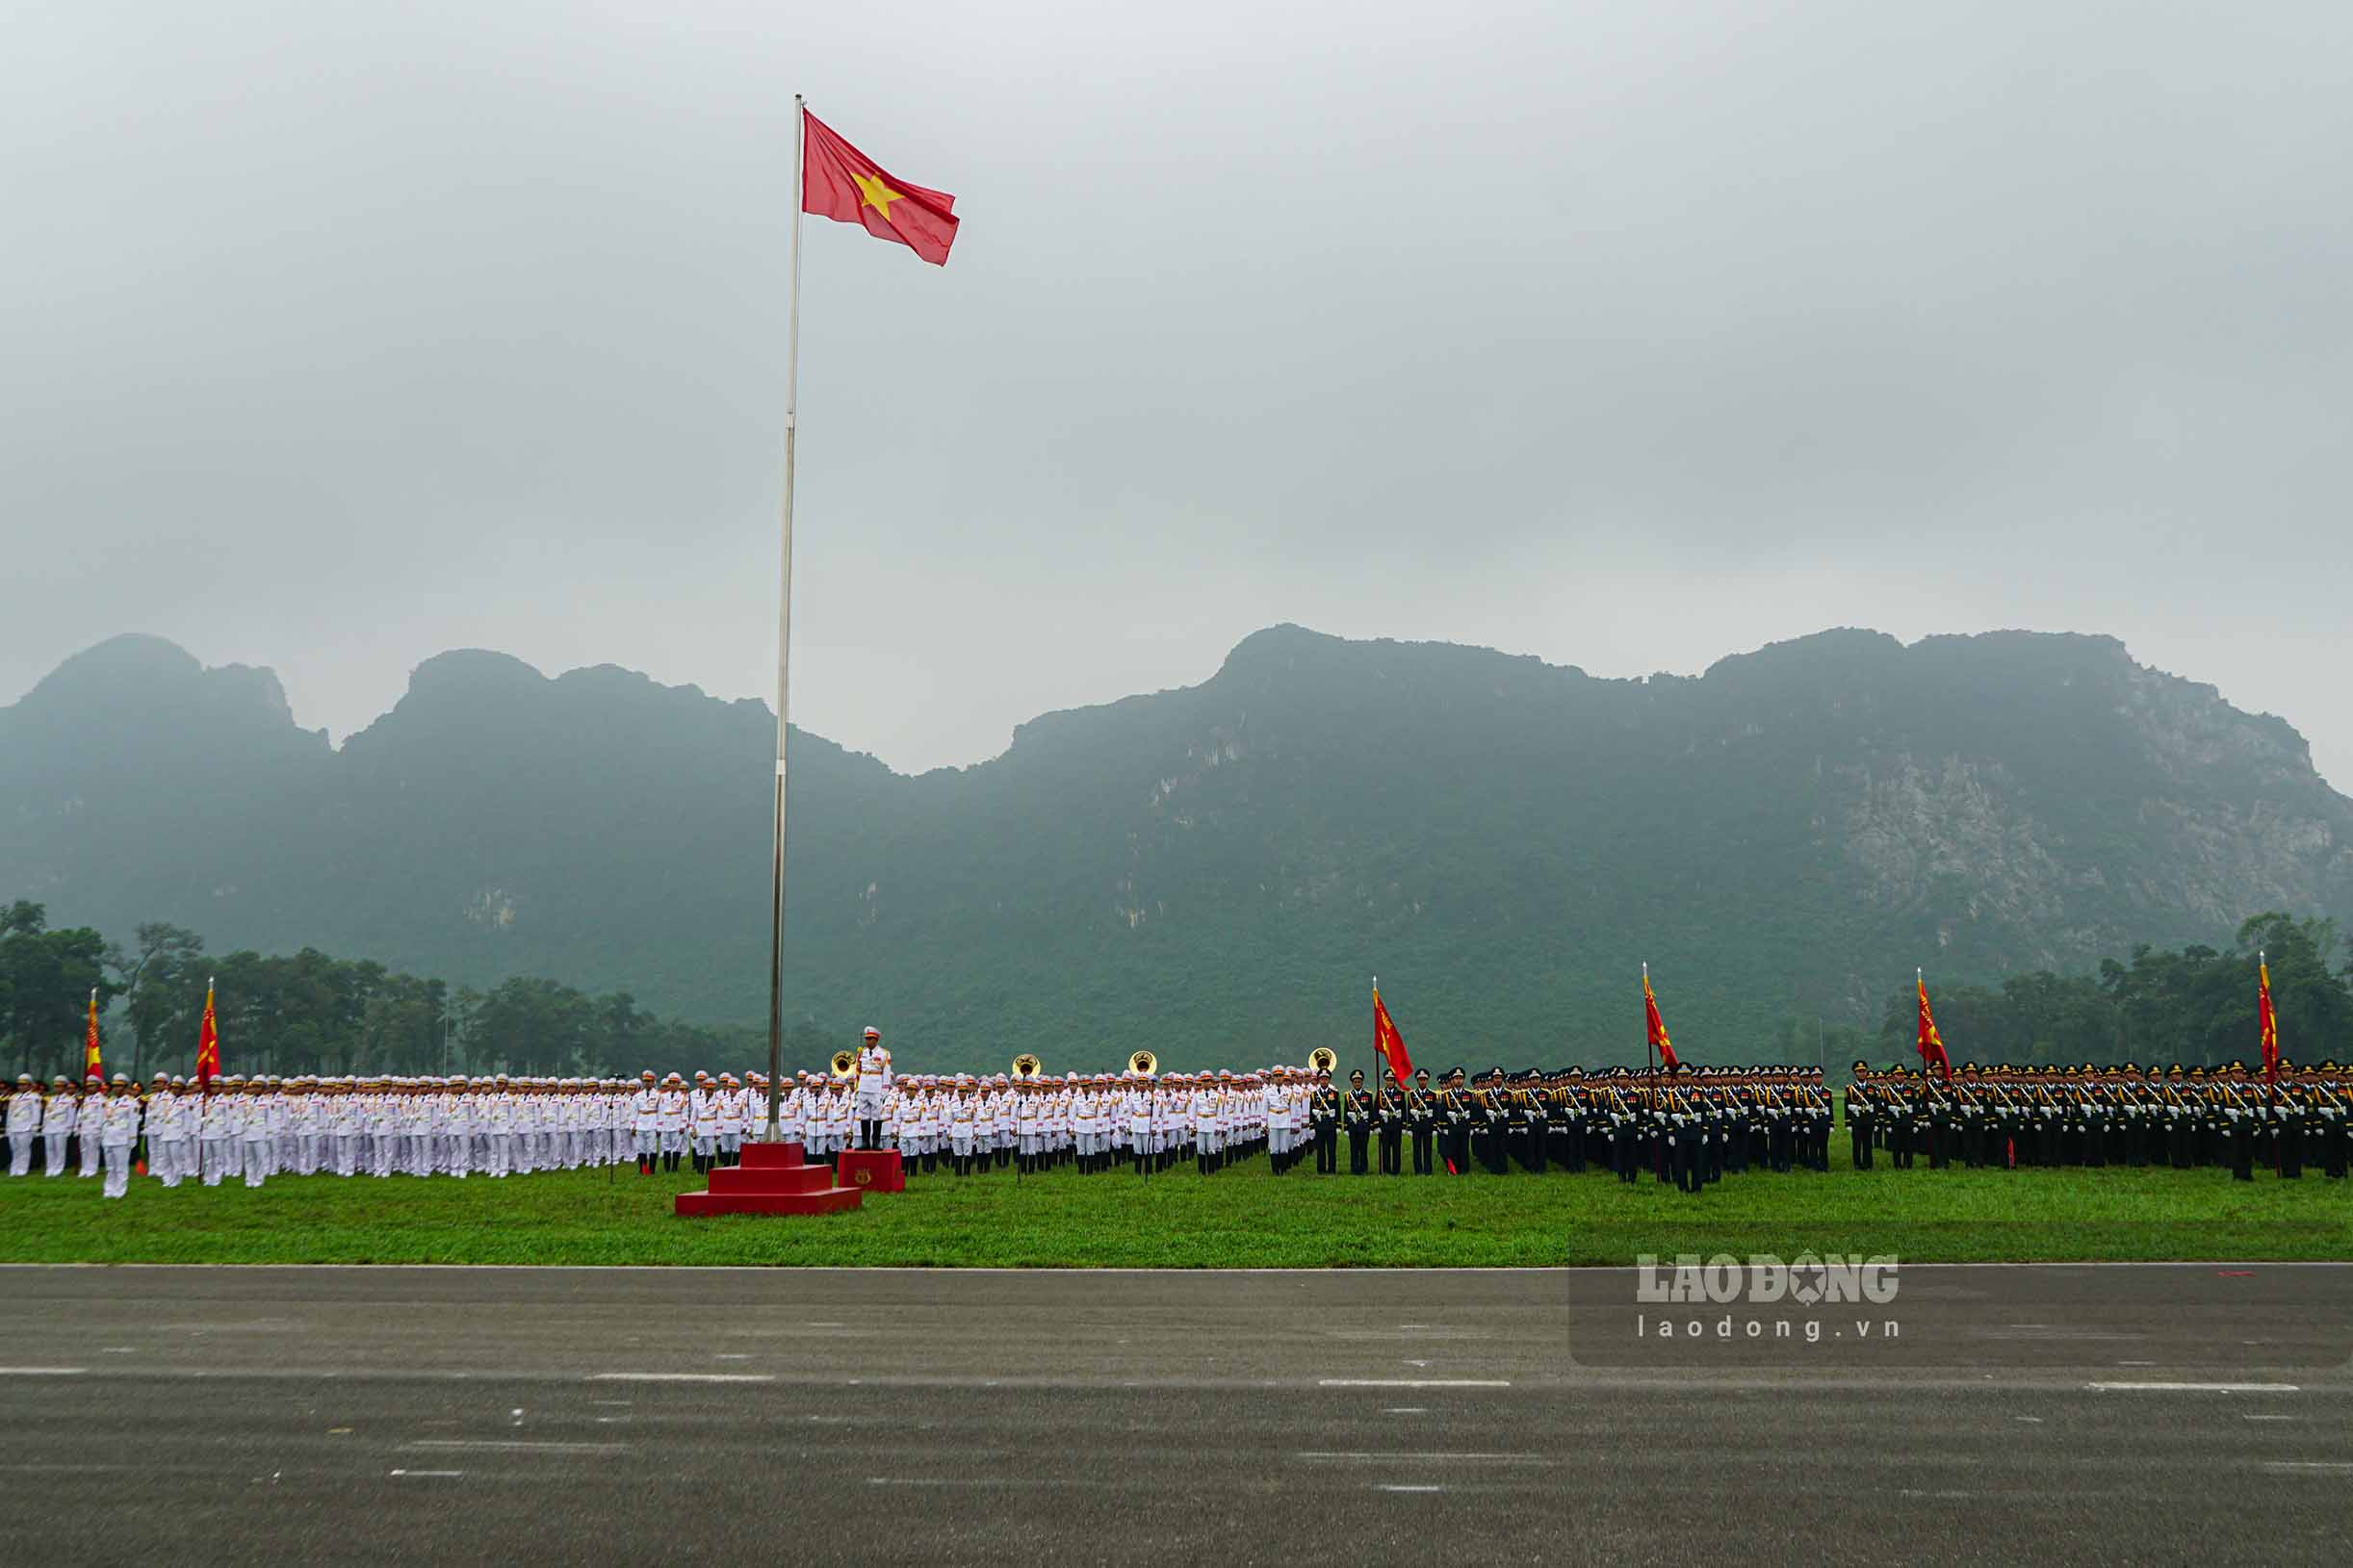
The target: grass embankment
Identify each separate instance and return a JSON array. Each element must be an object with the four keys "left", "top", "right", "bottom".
[{"left": 3, "top": 1153, "right": 2344, "bottom": 1267}]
